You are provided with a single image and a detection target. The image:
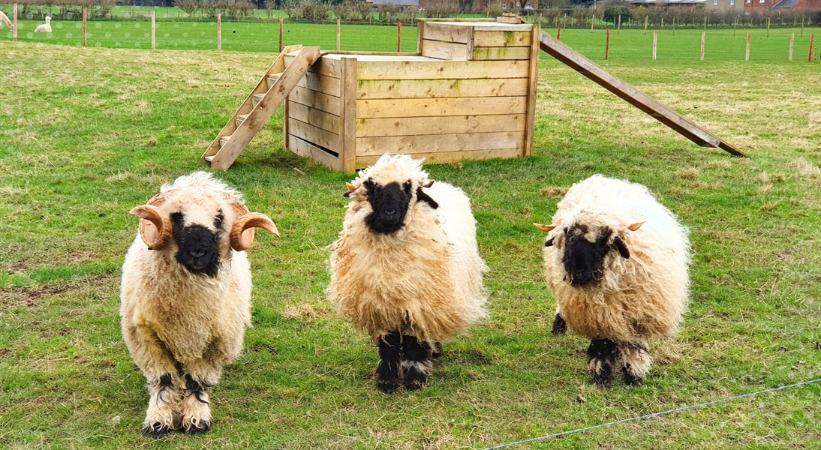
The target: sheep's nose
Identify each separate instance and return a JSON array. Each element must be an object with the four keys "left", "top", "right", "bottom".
[
  {"left": 189, "top": 248, "right": 207, "bottom": 258},
  {"left": 384, "top": 209, "right": 397, "bottom": 217}
]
